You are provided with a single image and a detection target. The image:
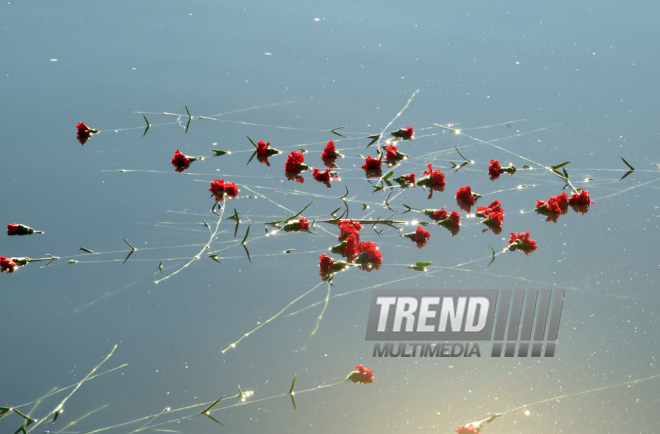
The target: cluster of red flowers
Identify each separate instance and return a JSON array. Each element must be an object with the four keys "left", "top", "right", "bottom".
[
  {"left": 0, "top": 256, "right": 17, "bottom": 273},
  {"left": 338, "top": 219, "right": 362, "bottom": 242},
  {"left": 209, "top": 179, "right": 239, "bottom": 202},
  {"left": 536, "top": 190, "right": 594, "bottom": 221},
  {"left": 476, "top": 199, "right": 504, "bottom": 232},
  {"left": 321, "top": 219, "right": 382, "bottom": 279},
  {"left": 509, "top": 231, "right": 538, "bottom": 255}
]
